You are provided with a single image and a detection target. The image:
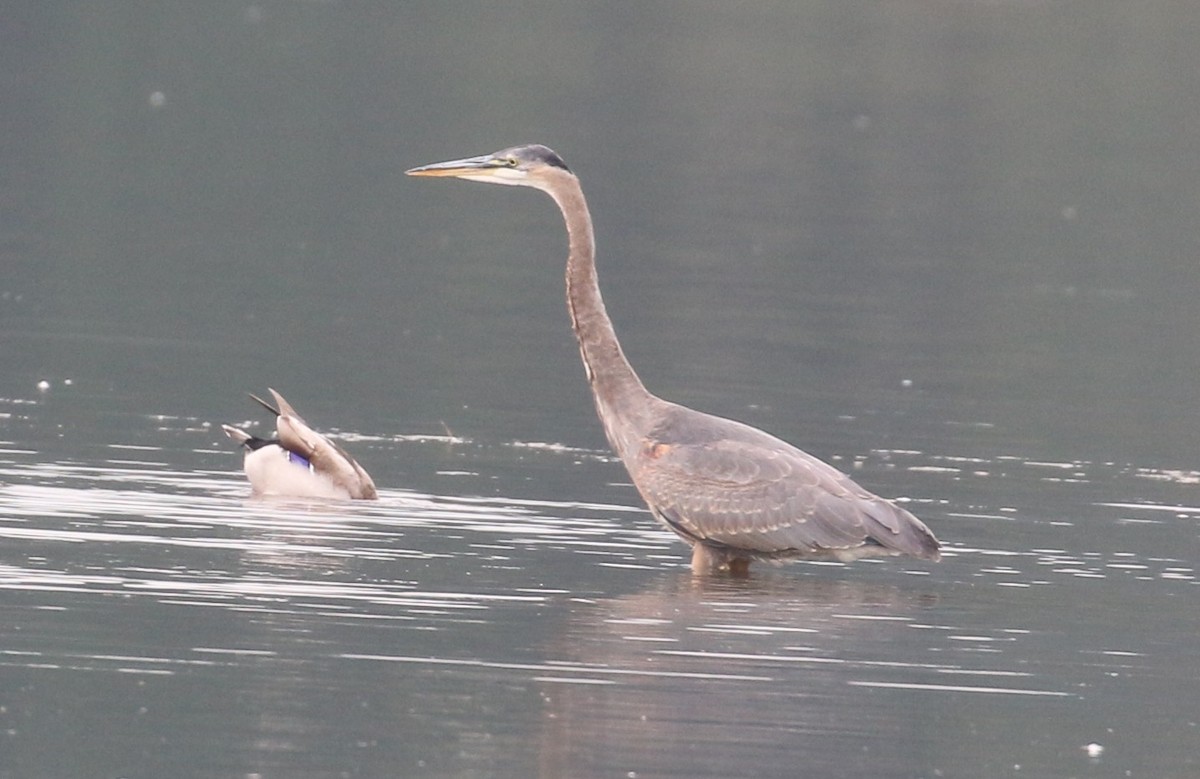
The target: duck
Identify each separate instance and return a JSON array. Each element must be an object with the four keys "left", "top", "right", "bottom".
[{"left": 221, "top": 388, "right": 378, "bottom": 500}]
